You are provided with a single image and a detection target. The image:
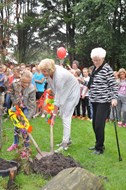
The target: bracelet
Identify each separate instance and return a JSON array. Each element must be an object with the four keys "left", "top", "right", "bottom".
[{"left": 53, "top": 113, "right": 57, "bottom": 116}]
